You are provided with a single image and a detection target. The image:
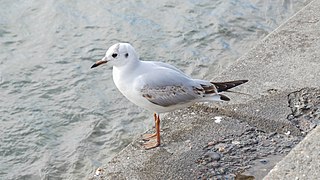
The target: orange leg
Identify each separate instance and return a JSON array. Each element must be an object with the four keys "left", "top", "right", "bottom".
[
  {"left": 143, "top": 113, "right": 161, "bottom": 149},
  {"left": 142, "top": 113, "right": 157, "bottom": 140}
]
